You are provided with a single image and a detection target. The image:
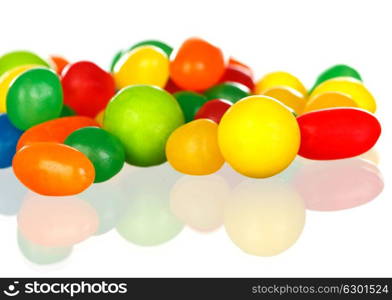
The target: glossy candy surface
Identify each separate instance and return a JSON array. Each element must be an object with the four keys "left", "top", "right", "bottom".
[
  {"left": 0, "top": 65, "right": 37, "bottom": 112},
  {"left": 263, "top": 87, "right": 306, "bottom": 115},
  {"left": 7, "top": 68, "right": 63, "bottom": 130},
  {"left": 218, "top": 96, "right": 300, "bottom": 178},
  {"left": 103, "top": 85, "right": 184, "bottom": 166},
  {"left": 219, "top": 65, "right": 254, "bottom": 90},
  {"left": 113, "top": 46, "right": 169, "bottom": 90},
  {"left": 170, "top": 38, "right": 225, "bottom": 91},
  {"left": 13, "top": 143, "right": 95, "bottom": 196},
  {"left": 0, "top": 114, "right": 23, "bottom": 168},
  {"left": 166, "top": 119, "right": 224, "bottom": 175},
  {"left": 204, "top": 82, "right": 248, "bottom": 103},
  {"left": 130, "top": 40, "right": 173, "bottom": 57},
  {"left": 0, "top": 51, "right": 49, "bottom": 76},
  {"left": 303, "top": 92, "right": 357, "bottom": 114},
  {"left": 254, "top": 71, "right": 307, "bottom": 96},
  {"left": 64, "top": 127, "right": 125, "bottom": 183},
  {"left": 297, "top": 108, "right": 381, "bottom": 159},
  {"left": 310, "top": 77, "right": 376, "bottom": 113},
  {"left": 194, "top": 99, "right": 232, "bottom": 124},
  {"left": 17, "top": 116, "right": 99, "bottom": 150},
  {"left": 309, "top": 64, "right": 362, "bottom": 93},
  {"left": 173, "top": 91, "right": 207, "bottom": 122},
  {"left": 62, "top": 61, "right": 115, "bottom": 117}
]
